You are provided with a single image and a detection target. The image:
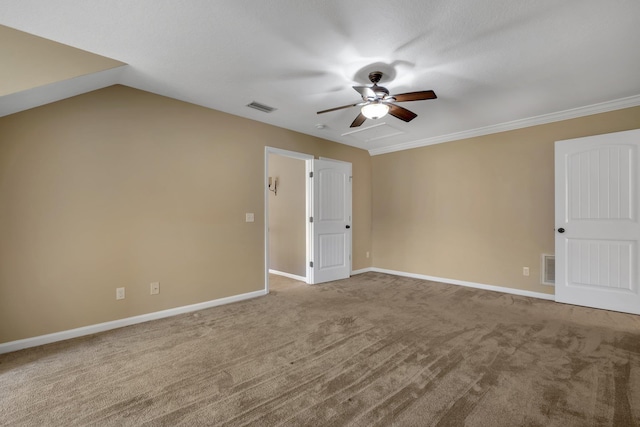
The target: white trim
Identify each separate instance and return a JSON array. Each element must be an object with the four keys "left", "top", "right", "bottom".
[
  {"left": 269, "top": 269, "right": 306, "bottom": 282},
  {"left": 370, "top": 267, "right": 555, "bottom": 301},
  {"left": 0, "top": 289, "right": 266, "bottom": 355},
  {"left": 305, "top": 159, "right": 313, "bottom": 284},
  {"left": 266, "top": 147, "right": 315, "bottom": 161},
  {"left": 351, "top": 267, "right": 374, "bottom": 275},
  {"left": 0, "top": 268, "right": 555, "bottom": 354},
  {"left": 318, "top": 157, "right": 352, "bottom": 164},
  {"left": 0, "top": 65, "right": 128, "bottom": 118},
  {"left": 369, "top": 94, "right": 640, "bottom": 156}
]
